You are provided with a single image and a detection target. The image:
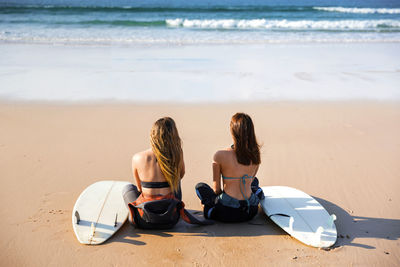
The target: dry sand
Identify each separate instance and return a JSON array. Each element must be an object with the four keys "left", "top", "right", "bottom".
[{"left": 0, "top": 101, "right": 399, "bottom": 266}]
